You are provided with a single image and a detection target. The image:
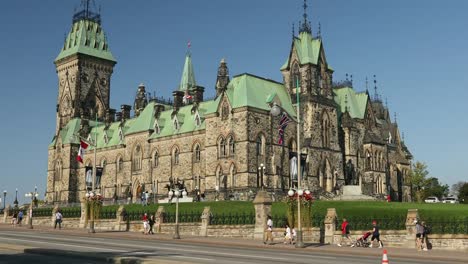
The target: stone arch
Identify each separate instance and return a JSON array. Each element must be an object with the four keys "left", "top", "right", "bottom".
[
  {"left": 151, "top": 148, "right": 160, "bottom": 168},
  {"left": 217, "top": 135, "right": 226, "bottom": 158},
  {"left": 192, "top": 142, "right": 201, "bottom": 163},
  {"left": 132, "top": 144, "right": 143, "bottom": 171},
  {"left": 229, "top": 162, "right": 237, "bottom": 188},
  {"left": 321, "top": 110, "right": 331, "bottom": 148},
  {"left": 290, "top": 61, "right": 301, "bottom": 90},
  {"left": 171, "top": 145, "right": 180, "bottom": 165}
]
